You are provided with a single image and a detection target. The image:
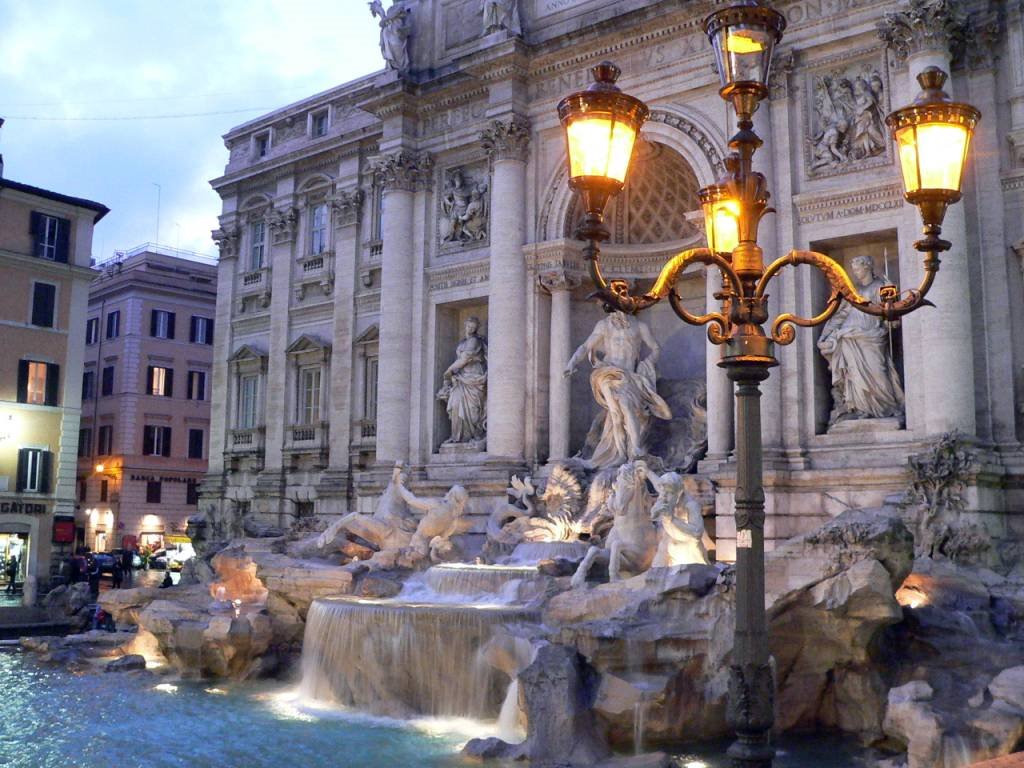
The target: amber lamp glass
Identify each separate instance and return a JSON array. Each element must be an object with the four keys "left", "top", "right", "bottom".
[
  {"left": 558, "top": 61, "right": 649, "bottom": 224},
  {"left": 700, "top": 185, "right": 741, "bottom": 256},
  {"left": 703, "top": 2, "right": 786, "bottom": 97},
  {"left": 886, "top": 67, "right": 980, "bottom": 224}
]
